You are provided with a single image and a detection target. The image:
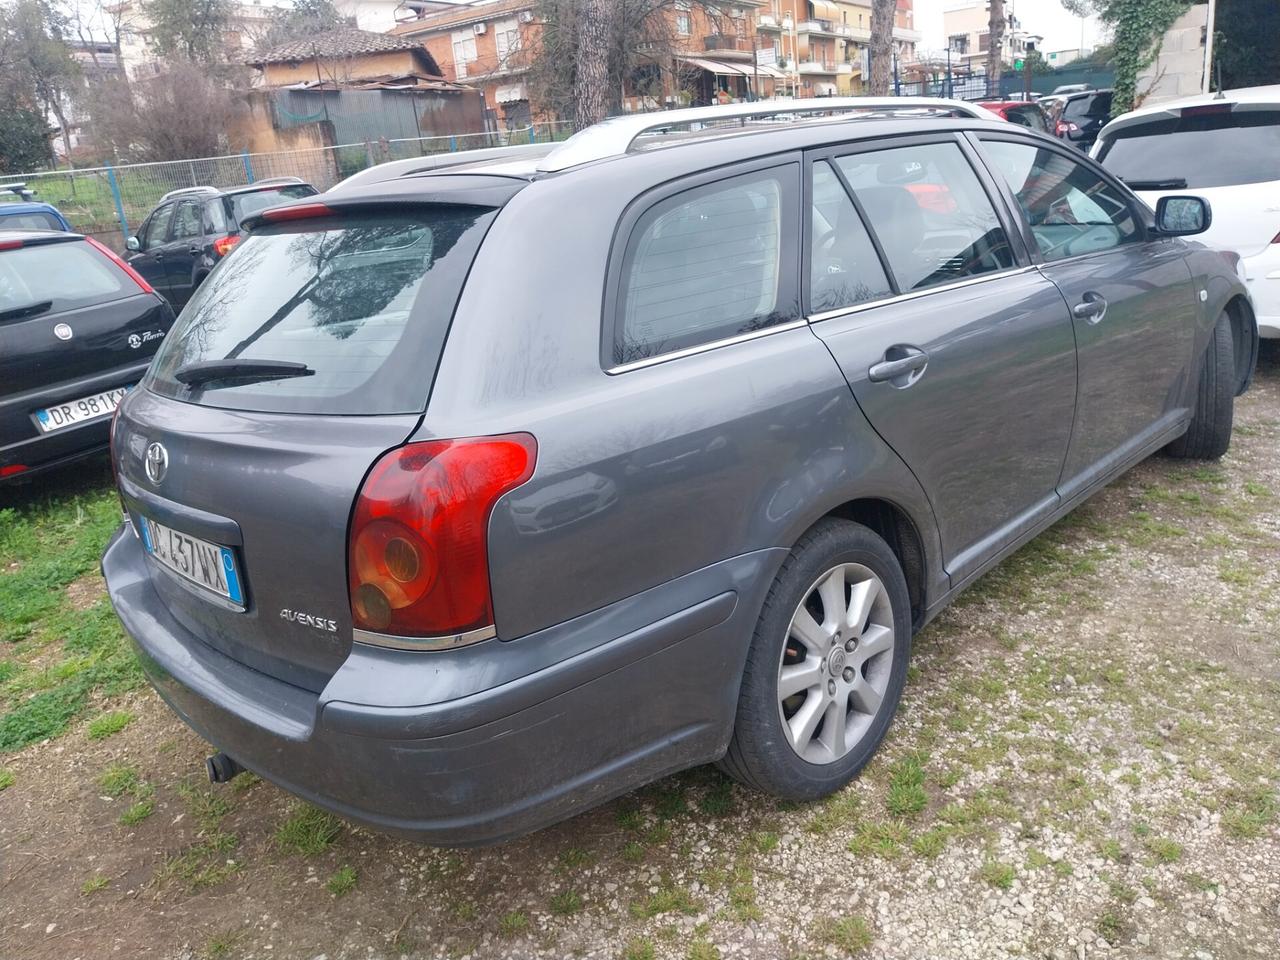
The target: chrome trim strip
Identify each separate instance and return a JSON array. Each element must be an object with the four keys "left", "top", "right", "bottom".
[
  {"left": 606, "top": 318, "right": 810, "bottom": 374},
  {"left": 805, "top": 265, "right": 1038, "bottom": 325},
  {"left": 353, "top": 624, "right": 497, "bottom": 652}
]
